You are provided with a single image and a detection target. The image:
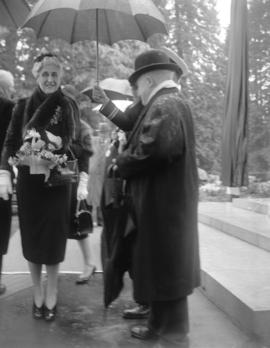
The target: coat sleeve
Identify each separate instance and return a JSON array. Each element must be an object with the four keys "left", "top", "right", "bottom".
[
  {"left": 99, "top": 100, "right": 142, "bottom": 131},
  {"left": 0, "top": 99, "right": 25, "bottom": 171},
  {"left": 116, "top": 97, "right": 187, "bottom": 179}
]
